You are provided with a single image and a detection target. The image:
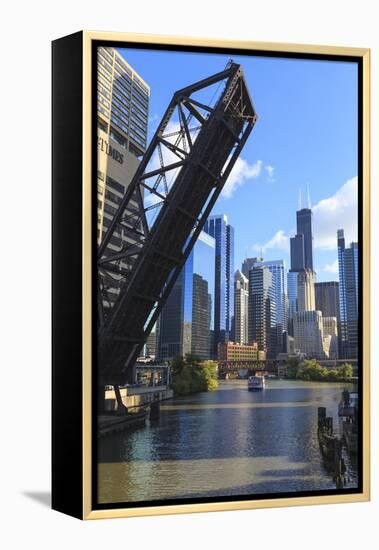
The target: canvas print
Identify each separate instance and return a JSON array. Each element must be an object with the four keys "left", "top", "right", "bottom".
[{"left": 95, "top": 44, "right": 361, "bottom": 507}]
